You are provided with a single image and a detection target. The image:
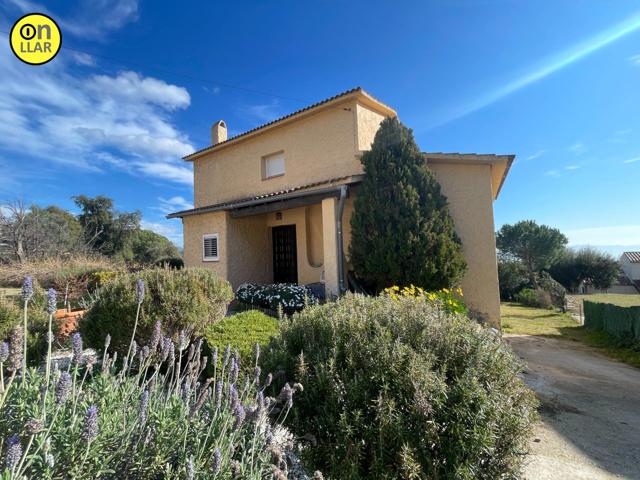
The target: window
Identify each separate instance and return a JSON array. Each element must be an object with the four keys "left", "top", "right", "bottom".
[
  {"left": 263, "top": 151, "right": 285, "bottom": 179},
  {"left": 203, "top": 234, "right": 219, "bottom": 261}
]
